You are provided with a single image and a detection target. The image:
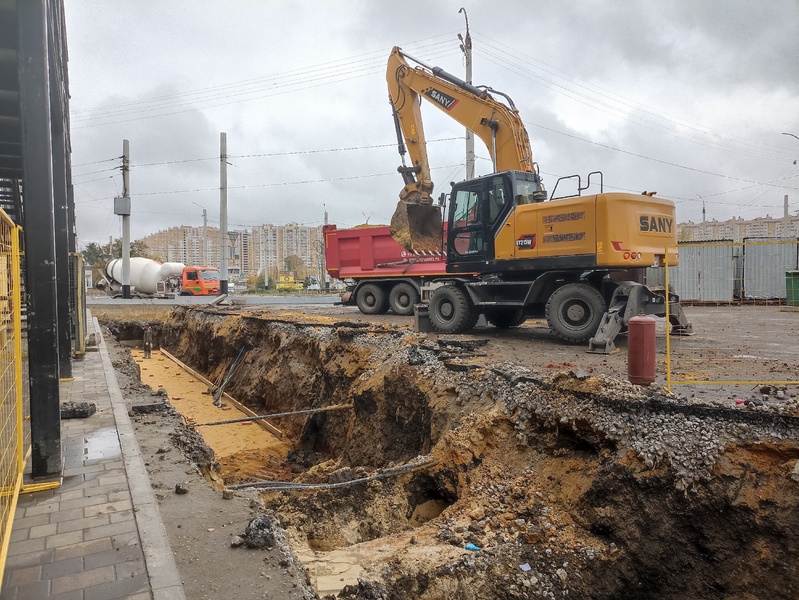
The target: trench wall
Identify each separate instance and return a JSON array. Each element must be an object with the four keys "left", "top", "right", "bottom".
[{"left": 129, "top": 306, "right": 799, "bottom": 599}]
